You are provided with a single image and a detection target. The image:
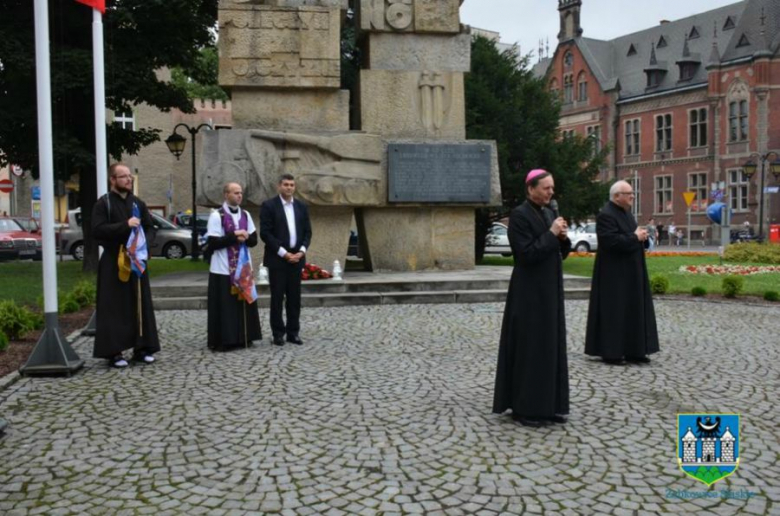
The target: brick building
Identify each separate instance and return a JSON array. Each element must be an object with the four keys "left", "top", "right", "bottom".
[{"left": 535, "top": 0, "right": 780, "bottom": 243}]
